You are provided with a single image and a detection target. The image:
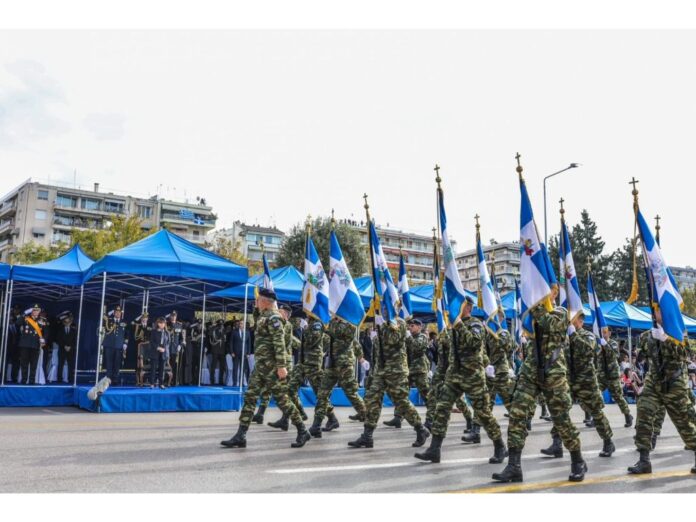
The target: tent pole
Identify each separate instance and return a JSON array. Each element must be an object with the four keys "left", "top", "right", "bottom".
[
  {"left": 95, "top": 272, "right": 107, "bottom": 386},
  {"left": 627, "top": 325, "right": 632, "bottom": 366},
  {"left": 73, "top": 284, "right": 85, "bottom": 387},
  {"left": 239, "top": 283, "right": 249, "bottom": 393},
  {"left": 198, "top": 285, "right": 206, "bottom": 386},
  {"left": 1, "top": 279, "right": 13, "bottom": 386},
  {"left": 0, "top": 284, "right": 6, "bottom": 386},
  {"left": 141, "top": 291, "right": 146, "bottom": 314}
]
